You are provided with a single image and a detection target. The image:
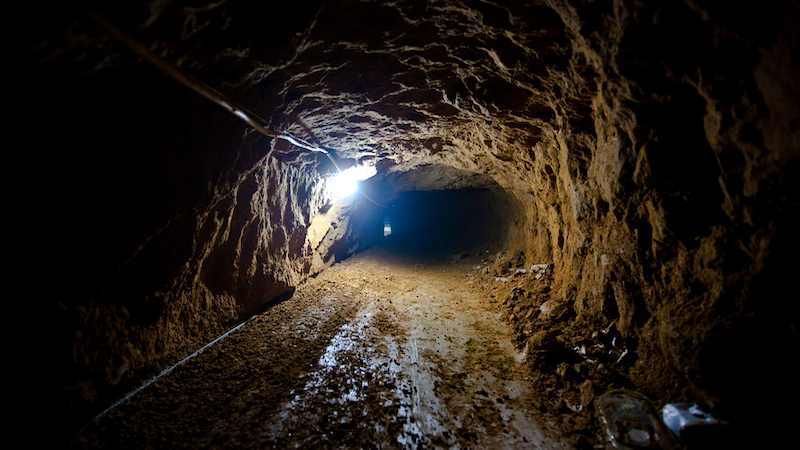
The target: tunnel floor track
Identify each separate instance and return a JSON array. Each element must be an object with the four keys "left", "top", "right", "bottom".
[{"left": 72, "top": 244, "right": 570, "bottom": 449}]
